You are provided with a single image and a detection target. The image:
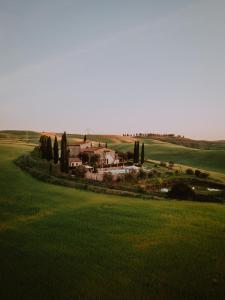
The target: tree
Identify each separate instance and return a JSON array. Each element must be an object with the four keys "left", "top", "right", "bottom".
[
  {"left": 127, "top": 151, "right": 133, "bottom": 160},
  {"left": 39, "top": 135, "right": 49, "bottom": 159},
  {"left": 141, "top": 142, "right": 145, "bottom": 164},
  {"left": 90, "top": 154, "right": 100, "bottom": 166},
  {"left": 195, "top": 169, "right": 201, "bottom": 177},
  {"left": 186, "top": 168, "right": 194, "bottom": 175},
  {"left": 80, "top": 152, "right": 89, "bottom": 164},
  {"left": 168, "top": 182, "right": 195, "bottom": 200},
  {"left": 136, "top": 141, "right": 140, "bottom": 163},
  {"left": 47, "top": 136, "right": 53, "bottom": 161},
  {"left": 84, "top": 135, "right": 87, "bottom": 142},
  {"left": 60, "top": 132, "right": 69, "bottom": 172},
  {"left": 133, "top": 142, "right": 137, "bottom": 164},
  {"left": 53, "top": 136, "right": 59, "bottom": 164}
]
